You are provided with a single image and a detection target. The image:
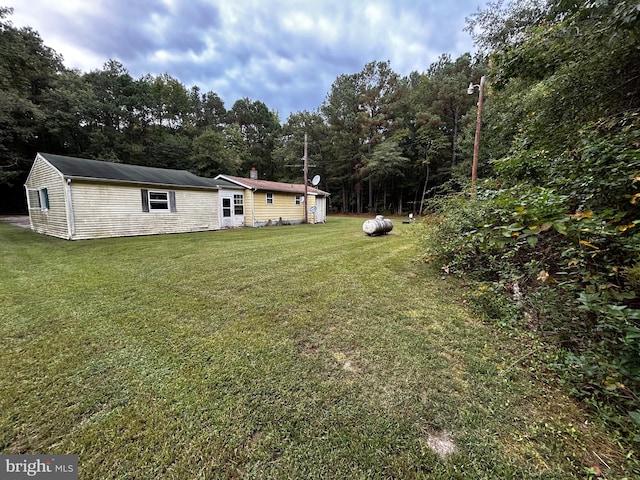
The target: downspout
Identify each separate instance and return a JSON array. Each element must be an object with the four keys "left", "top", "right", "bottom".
[{"left": 65, "top": 178, "right": 76, "bottom": 239}]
